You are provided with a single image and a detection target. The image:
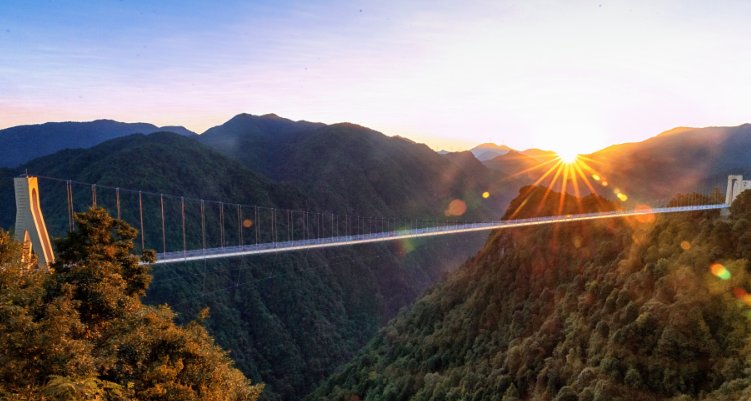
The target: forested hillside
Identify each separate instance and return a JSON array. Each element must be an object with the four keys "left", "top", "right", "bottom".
[
  {"left": 310, "top": 185, "right": 751, "bottom": 401},
  {"left": 197, "top": 114, "right": 525, "bottom": 218},
  {"left": 0, "top": 131, "right": 492, "bottom": 400}
]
